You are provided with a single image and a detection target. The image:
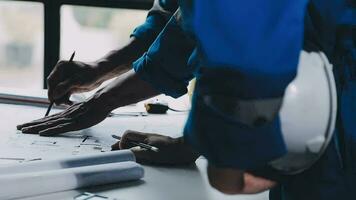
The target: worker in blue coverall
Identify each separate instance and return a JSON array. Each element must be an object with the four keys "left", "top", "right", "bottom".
[{"left": 18, "top": 0, "right": 355, "bottom": 199}]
